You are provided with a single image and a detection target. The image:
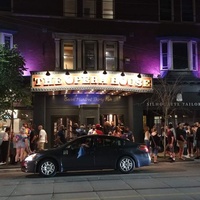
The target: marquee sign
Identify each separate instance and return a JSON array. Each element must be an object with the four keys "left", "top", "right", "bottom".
[{"left": 31, "top": 71, "right": 153, "bottom": 93}]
